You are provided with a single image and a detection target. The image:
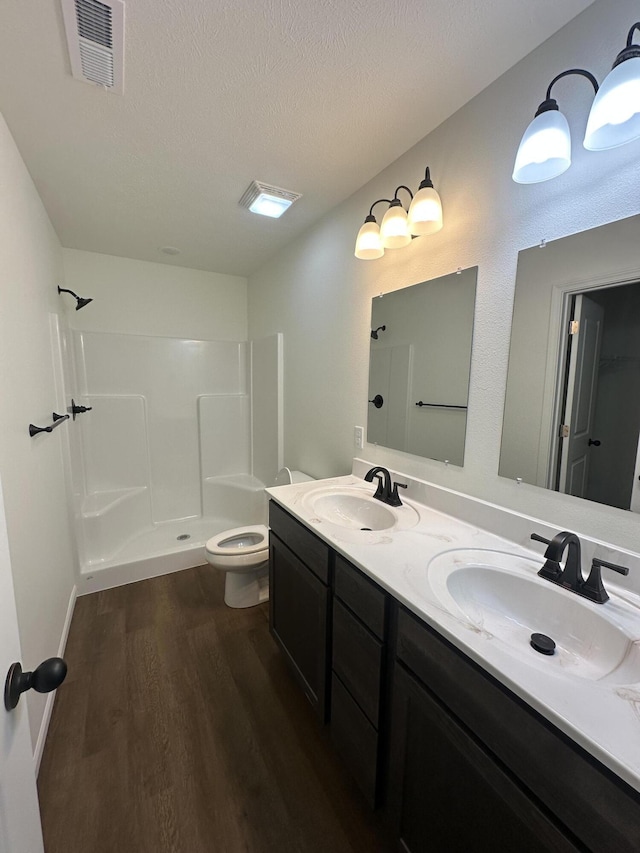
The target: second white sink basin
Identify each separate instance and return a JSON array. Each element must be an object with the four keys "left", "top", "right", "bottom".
[{"left": 414, "top": 549, "right": 640, "bottom": 685}]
